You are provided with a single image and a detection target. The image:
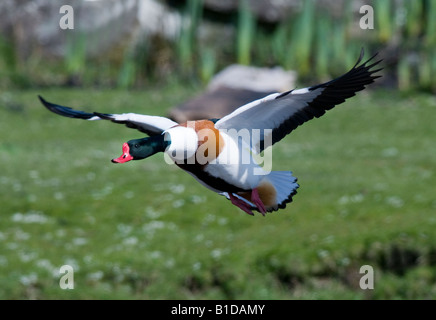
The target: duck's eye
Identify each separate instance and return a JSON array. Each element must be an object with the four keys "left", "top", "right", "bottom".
[{"left": 134, "top": 144, "right": 139, "bottom": 148}]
